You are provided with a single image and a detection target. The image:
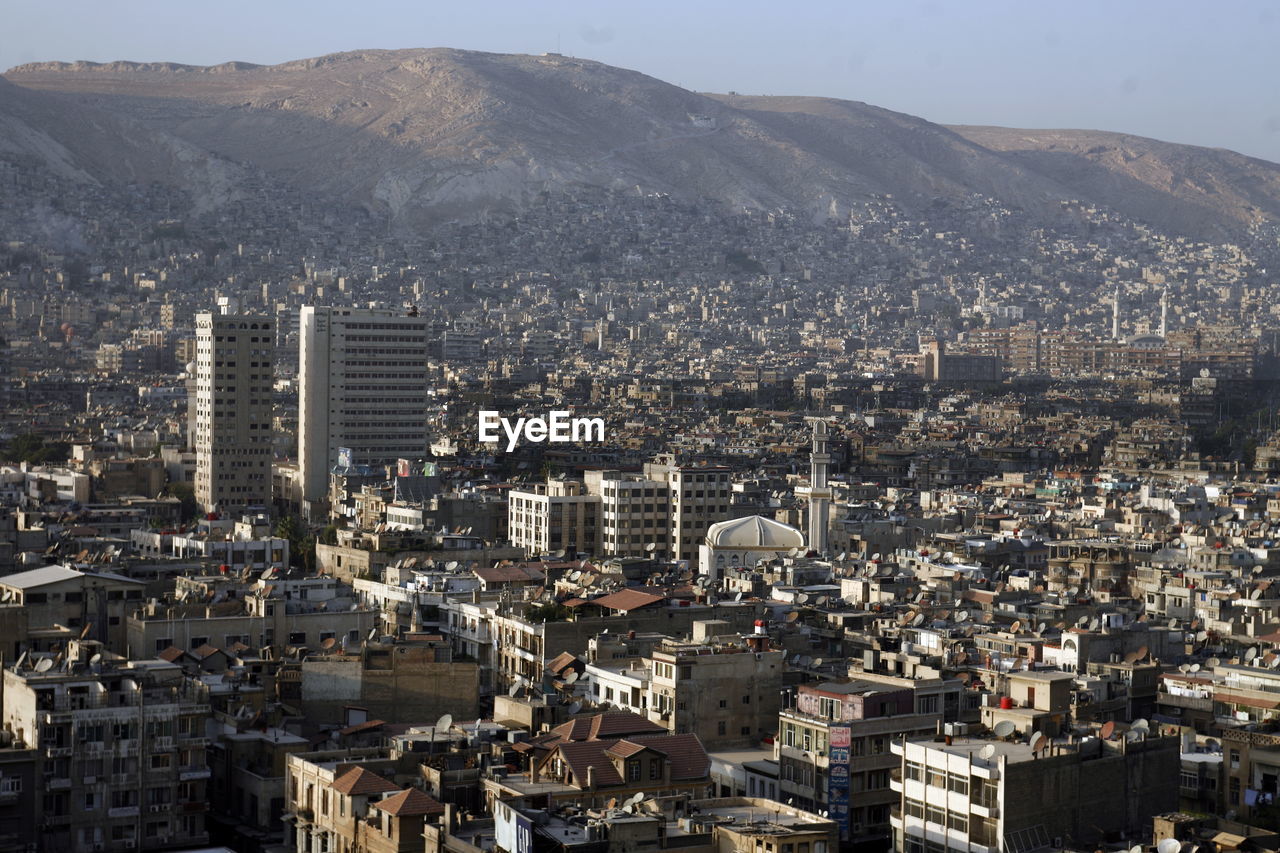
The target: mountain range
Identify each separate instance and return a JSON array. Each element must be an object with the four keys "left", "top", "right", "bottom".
[{"left": 4, "top": 48, "right": 1279, "bottom": 240}]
